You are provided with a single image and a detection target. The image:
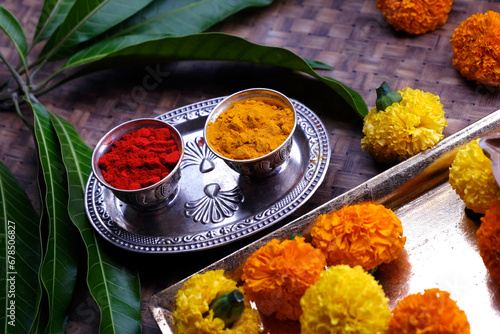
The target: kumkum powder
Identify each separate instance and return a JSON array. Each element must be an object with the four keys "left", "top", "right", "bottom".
[{"left": 98, "top": 126, "right": 180, "bottom": 190}]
